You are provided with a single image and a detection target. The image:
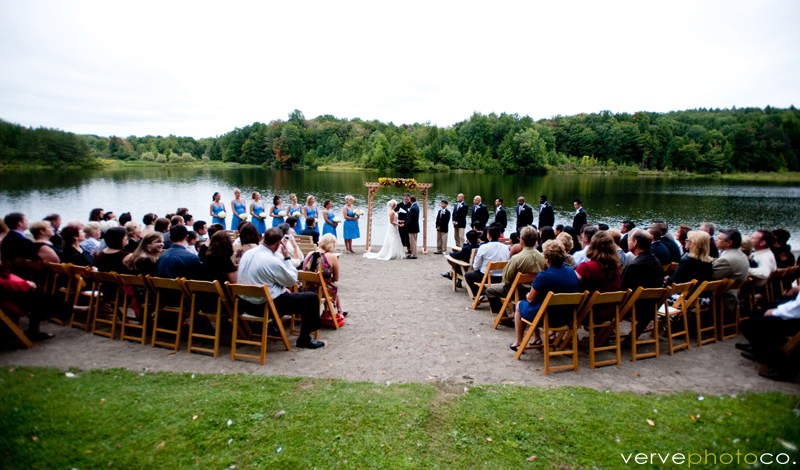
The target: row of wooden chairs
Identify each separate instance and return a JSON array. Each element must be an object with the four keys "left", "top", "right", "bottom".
[{"left": 3, "top": 260, "right": 336, "bottom": 365}]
